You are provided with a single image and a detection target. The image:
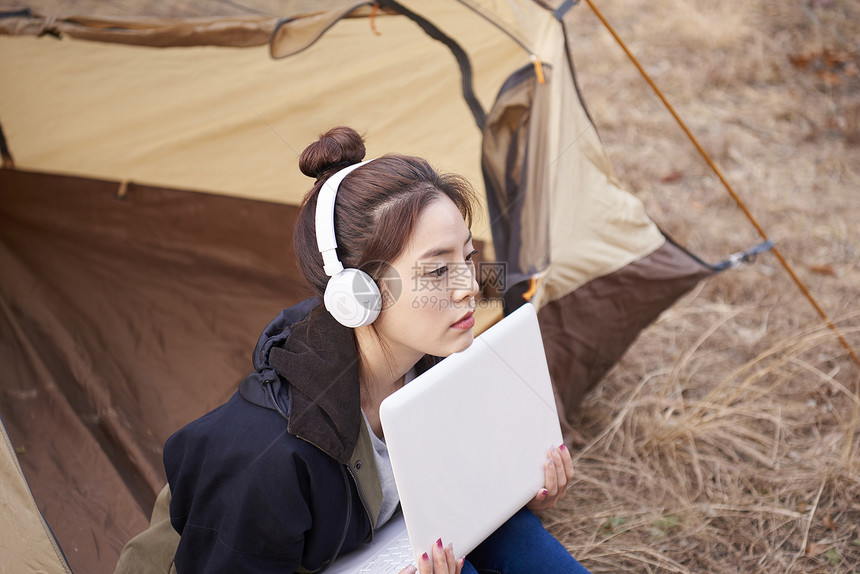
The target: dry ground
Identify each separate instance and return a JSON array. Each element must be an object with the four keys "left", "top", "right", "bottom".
[{"left": 542, "top": 1, "right": 860, "bottom": 572}]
